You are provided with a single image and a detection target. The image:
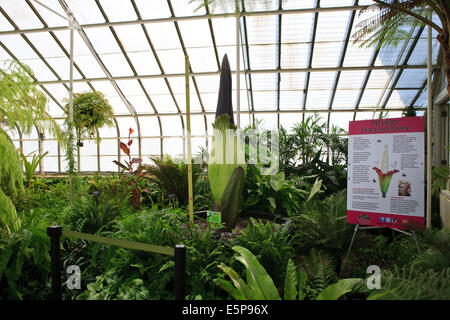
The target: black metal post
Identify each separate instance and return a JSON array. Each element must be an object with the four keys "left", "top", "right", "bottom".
[
  {"left": 47, "top": 225, "right": 62, "bottom": 300},
  {"left": 174, "top": 244, "right": 186, "bottom": 300}
]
